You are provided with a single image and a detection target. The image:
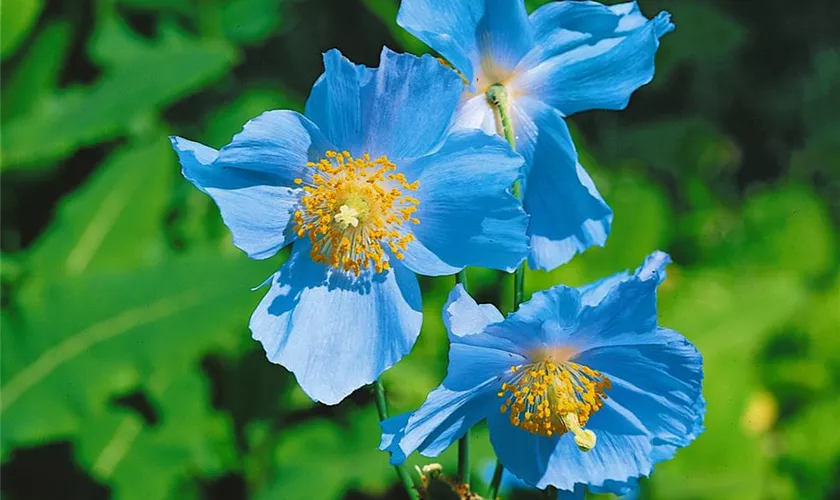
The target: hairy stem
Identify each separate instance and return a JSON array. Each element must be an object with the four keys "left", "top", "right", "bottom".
[
  {"left": 454, "top": 269, "right": 471, "bottom": 485},
  {"left": 486, "top": 82, "right": 525, "bottom": 500},
  {"left": 373, "top": 380, "right": 420, "bottom": 500}
]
